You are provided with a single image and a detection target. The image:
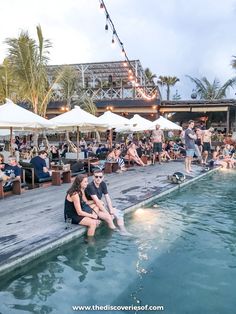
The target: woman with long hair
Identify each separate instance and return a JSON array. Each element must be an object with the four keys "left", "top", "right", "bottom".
[
  {"left": 64, "top": 174, "right": 99, "bottom": 237},
  {"left": 0, "top": 153, "right": 5, "bottom": 170}
]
